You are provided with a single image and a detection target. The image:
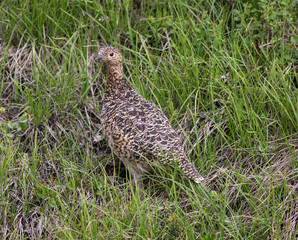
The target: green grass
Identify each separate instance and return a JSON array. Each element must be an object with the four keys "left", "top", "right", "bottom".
[{"left": 0, "top": 0, "right": 297, "bottom": 239}]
